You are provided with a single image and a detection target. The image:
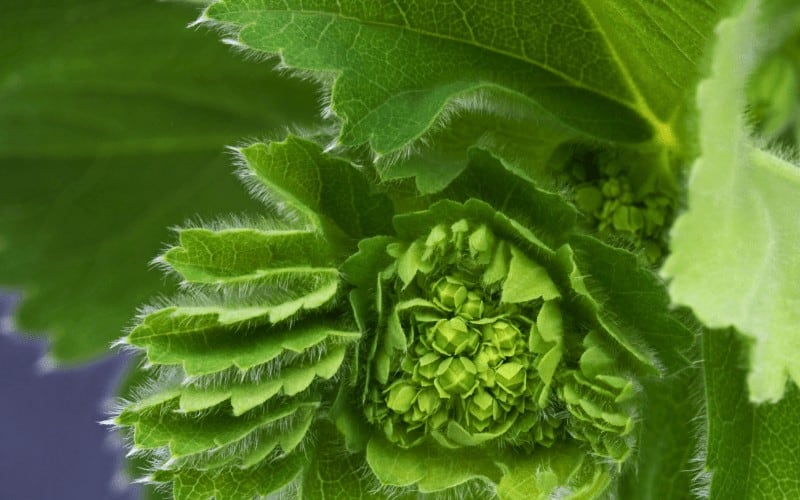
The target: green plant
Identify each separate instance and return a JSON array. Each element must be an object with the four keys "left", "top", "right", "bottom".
[{"left": 2, "top": 0, "right": 800, "bottom": 499}]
